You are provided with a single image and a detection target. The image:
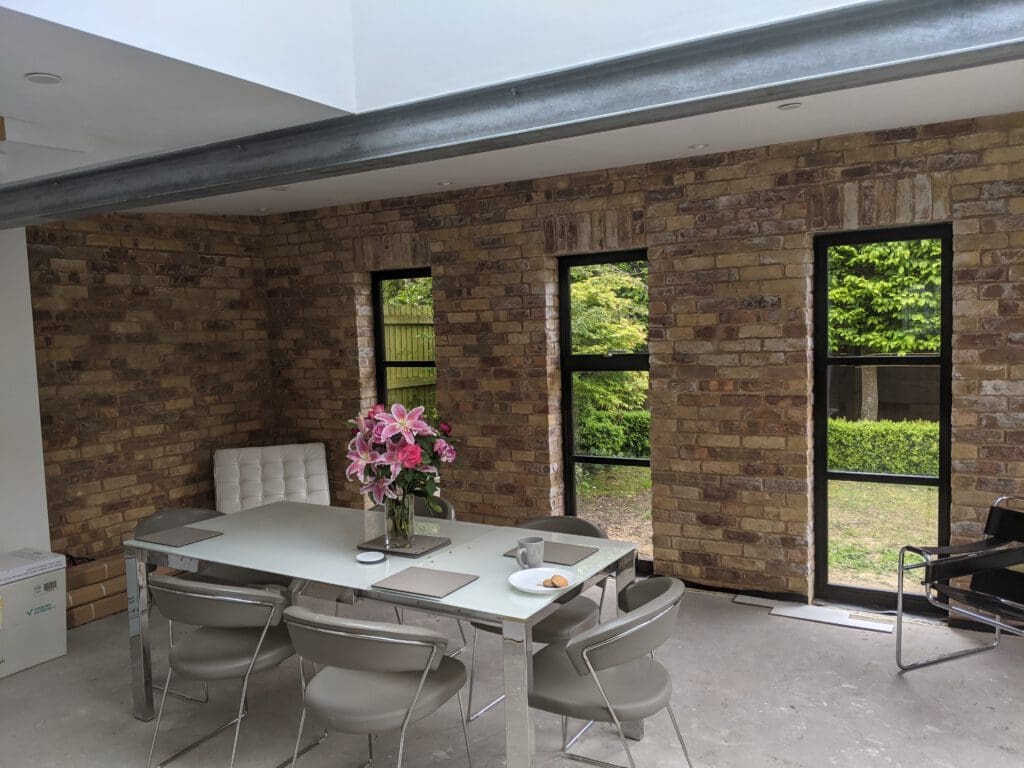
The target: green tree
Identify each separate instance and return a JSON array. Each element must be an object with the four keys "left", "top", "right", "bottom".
[
  {"left": 570, "top": 262, "right": 650, "bottom": 457},
  {"left": 827, "top": 239, "right": 941, "bottom": 419}
]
